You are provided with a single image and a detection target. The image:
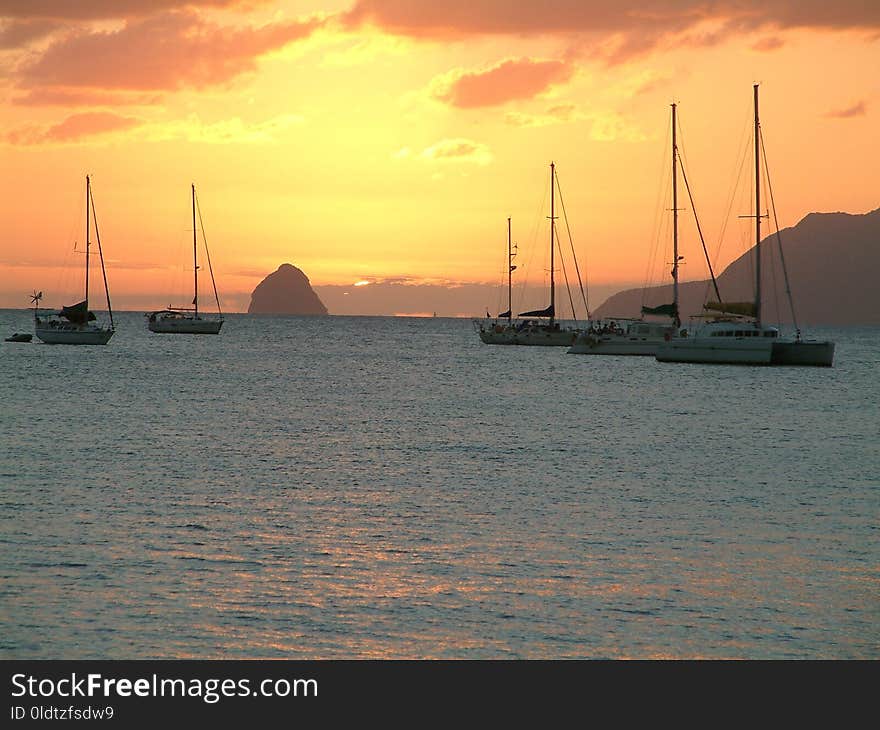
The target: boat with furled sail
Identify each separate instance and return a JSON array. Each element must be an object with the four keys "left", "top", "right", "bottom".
[
  {"left": 147, "top": 184, "right": 224, "bottom": 334},
  {"left": 34, "top": 175, "right": 115, "bottom": 345},
  {"left": 570, "top": 102, "right": 686, "bottom": 356},
  {"left": 656, "top": 85, "right": 834, "bottom": 366},
  {"left": 476, "top": 162, "right": 580, "bottom": 346},
  {"left": 477, "top": 217, "right": 520, "bottom": 344}
]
